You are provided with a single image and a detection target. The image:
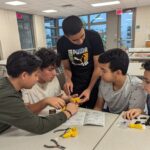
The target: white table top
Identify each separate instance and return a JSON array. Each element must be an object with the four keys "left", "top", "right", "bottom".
[
  {"left": 0, "top": 109, "right": 118, "bottom": 150},
  {"left": 128, "top": 62, "right": 144, "bottom": 76},
  {"left": 0, "top": 59, "right": 6, "bottom": 66},
  {"left": 94, "top": 113, "right": 150, "bottom": 150}
]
